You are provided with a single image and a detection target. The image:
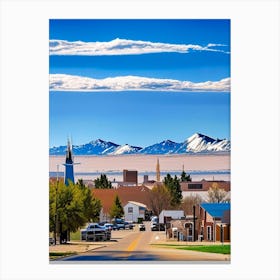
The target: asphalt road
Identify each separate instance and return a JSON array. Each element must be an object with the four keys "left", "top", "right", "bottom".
[{"left": 55, "top": 222, "right": 230, "bottom": 262}]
